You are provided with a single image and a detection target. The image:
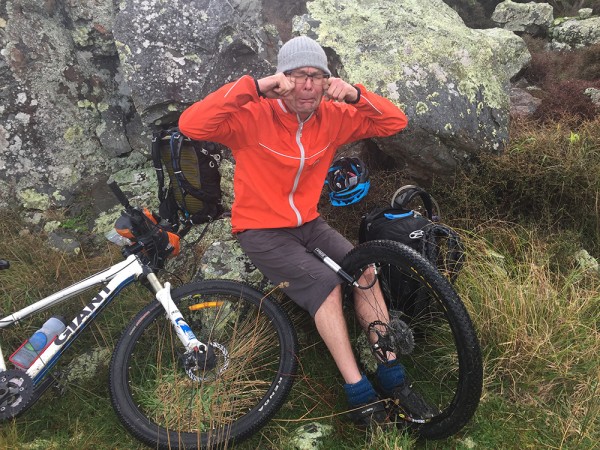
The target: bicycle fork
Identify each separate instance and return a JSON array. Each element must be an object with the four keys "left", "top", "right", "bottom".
[{"left": 145, "top": 273, "right": 208, "bottom": 355}]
